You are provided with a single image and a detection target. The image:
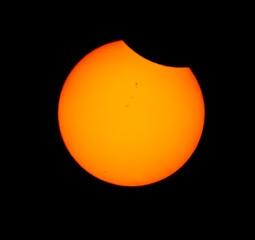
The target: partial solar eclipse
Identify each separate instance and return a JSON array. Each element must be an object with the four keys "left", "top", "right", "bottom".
[{"left": 58, "top": 40, "right": 205, "bottom": 187}]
